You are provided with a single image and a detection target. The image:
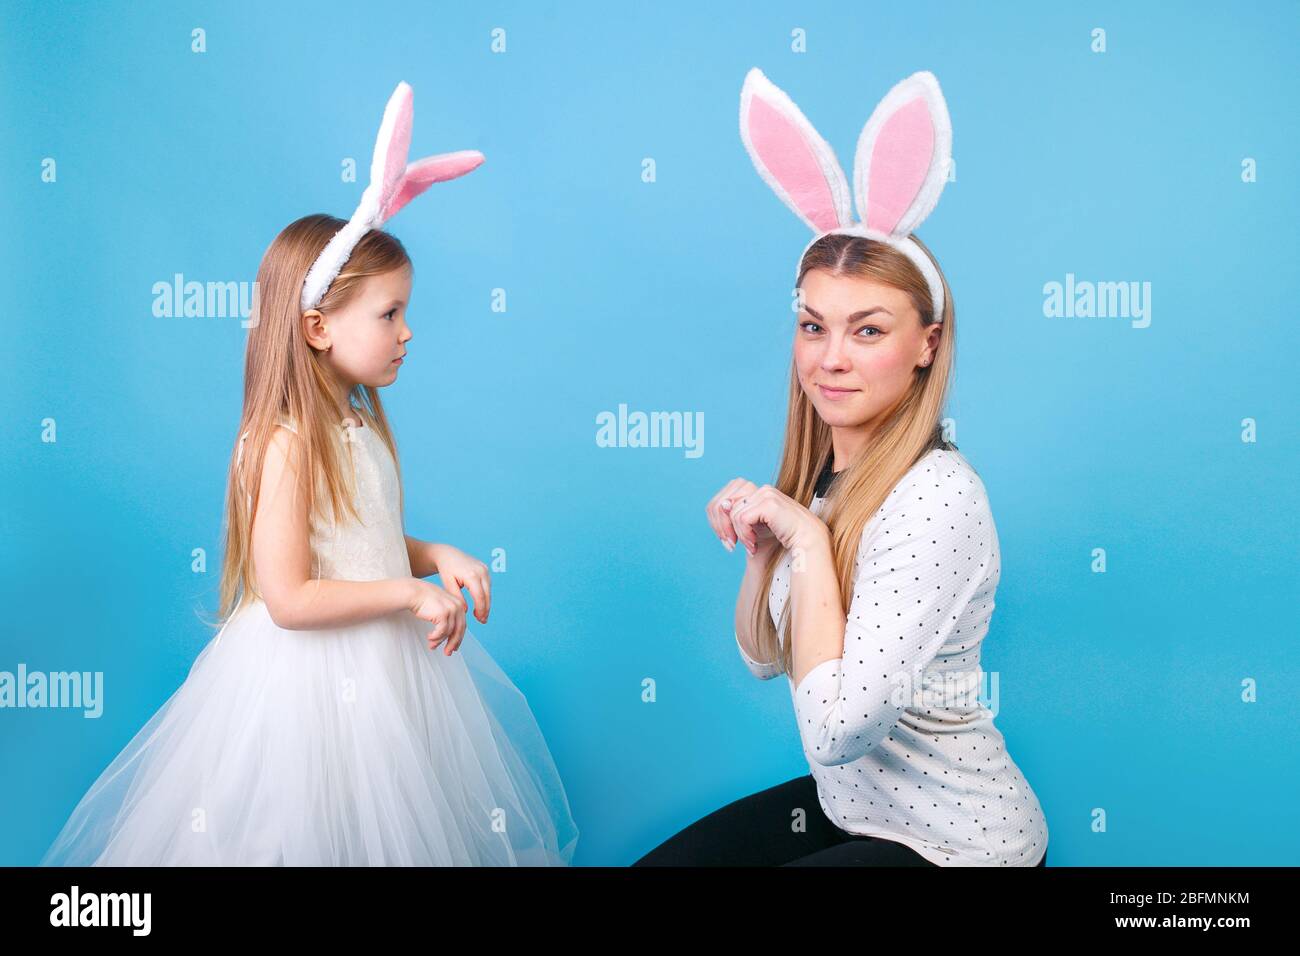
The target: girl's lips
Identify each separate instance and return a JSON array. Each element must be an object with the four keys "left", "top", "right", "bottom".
[
  {"left": 392, "top": 358, "right": 404, "bottom": 365},
  {"left": 818, "top": 384, "right": 857, "bottom": 400}
]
